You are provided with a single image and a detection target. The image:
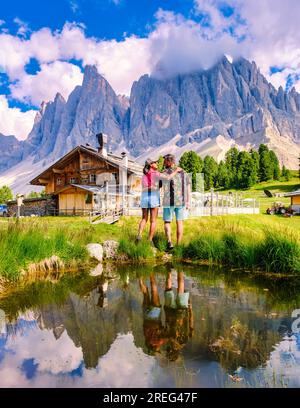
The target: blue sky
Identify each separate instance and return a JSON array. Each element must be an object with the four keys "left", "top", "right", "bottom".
[
  {"left": 1, "top": 0, "right": 195, "bottom": 41},
  {"left": 1, "top": 0, "right": 300, "bottom": 140}
]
